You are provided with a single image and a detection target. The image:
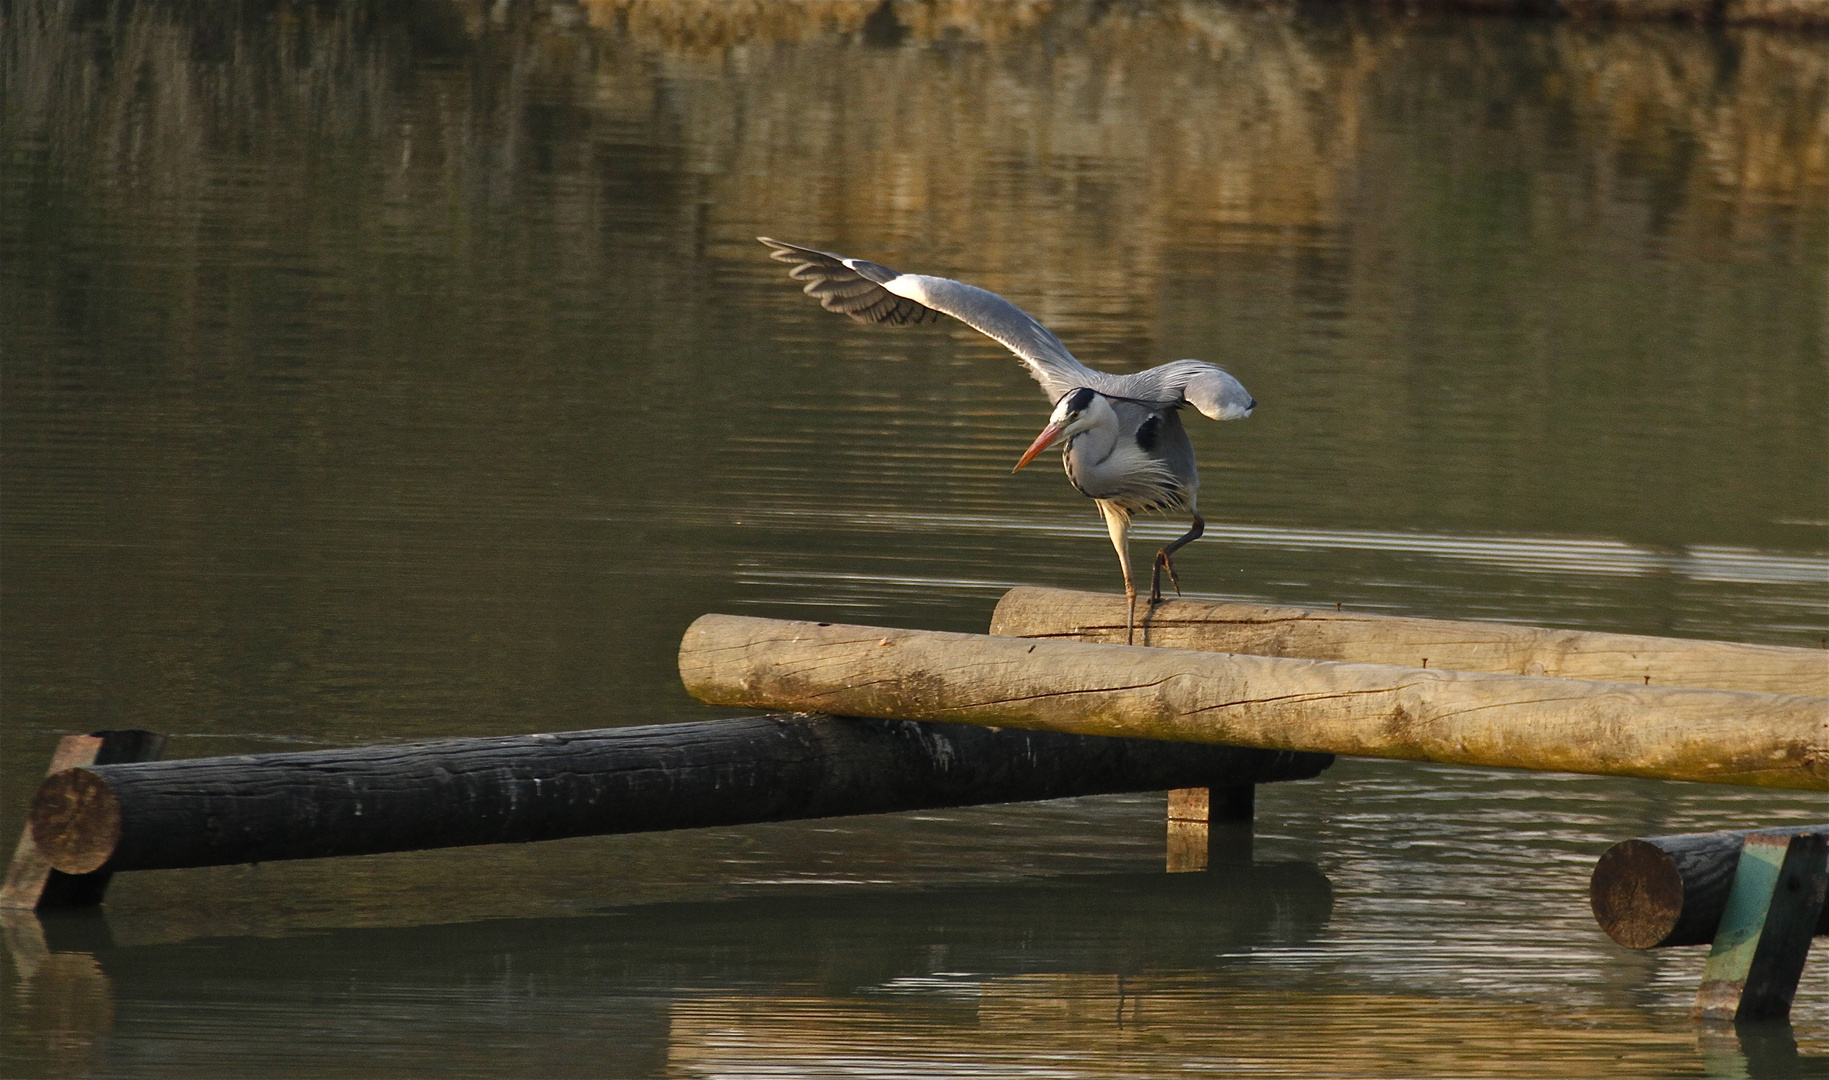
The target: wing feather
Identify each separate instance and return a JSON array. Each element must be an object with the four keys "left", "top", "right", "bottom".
[
  {"left": 827, "top": 288, "right": 892, "bottom": 314},
  {"left": 808, "top": 278, "right": 879, "bottom": 301},
  {"left": 766, "top": 239, "right": 938, "bottom": 326},
  {"left": 1119, "top": 359, "right": 1256, "bottom": 420},
  {"left": 760, "top": 237, "right": 1105, "bottom": 401},
  {"left": 759, "top": 238, "right": 1257, "bottom": 418}
]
